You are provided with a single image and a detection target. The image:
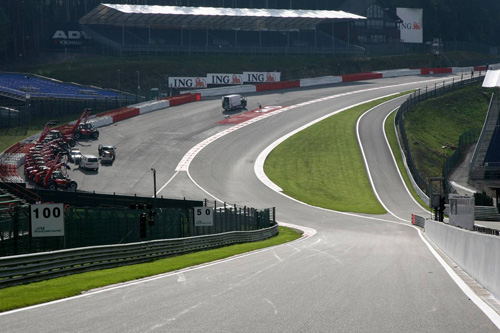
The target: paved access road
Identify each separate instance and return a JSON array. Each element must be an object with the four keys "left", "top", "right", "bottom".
[{"left": 2, "top": 75, "right": 499, "bottom": 332}]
